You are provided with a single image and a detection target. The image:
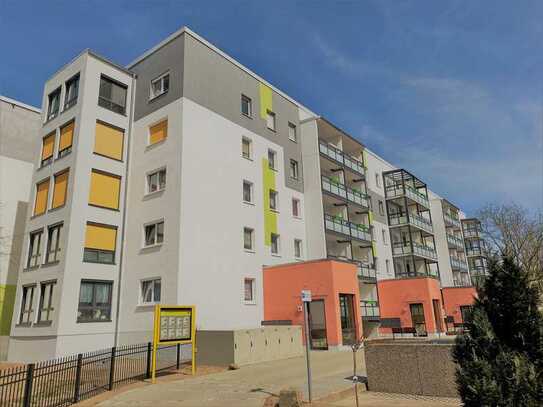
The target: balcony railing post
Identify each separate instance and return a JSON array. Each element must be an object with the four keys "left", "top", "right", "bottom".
[
  {"left": 73, "top": 353, "right": 83, "bottom": 403},
  {"left": 108, "top": 346, "right": 116, "bottom": 391},
  {"left": 22, "top": 363, "right": 35, "bottom": 407},
  {"left": 146, "top": 342, "right": 152, "bottom": 379}
]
